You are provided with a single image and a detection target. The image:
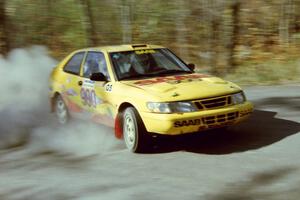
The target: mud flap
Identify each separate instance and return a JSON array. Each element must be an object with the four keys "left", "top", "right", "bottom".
[{"left": 114, "top": 113, "right": 123, "bottom": 139}]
